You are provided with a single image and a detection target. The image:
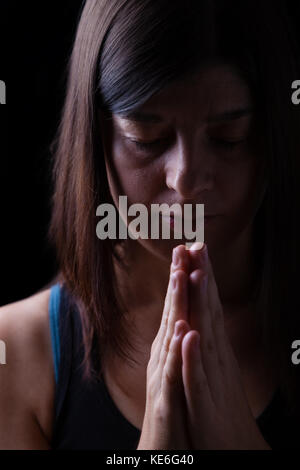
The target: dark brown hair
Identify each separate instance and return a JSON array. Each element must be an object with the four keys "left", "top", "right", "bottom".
[{"left": 49, "top": 0, "right": 300, "bottom": 414}]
